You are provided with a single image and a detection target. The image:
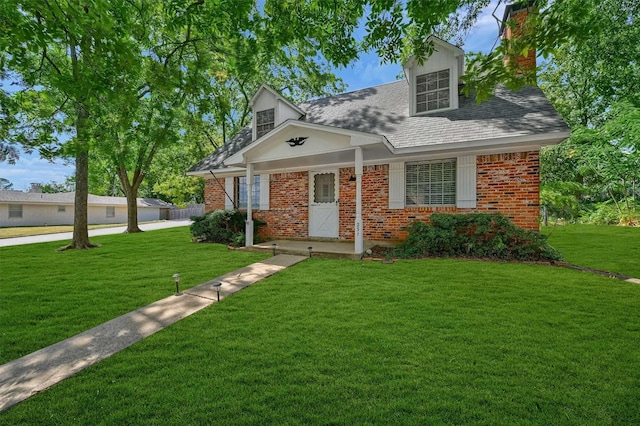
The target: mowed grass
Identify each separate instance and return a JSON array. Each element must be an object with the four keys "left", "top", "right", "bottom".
[
  {"left": 0, "top": 227, "right": 268, "bottom": 364},
  {"left": 3, "top": 258, "right": 640, "bottom": 423},
  {"left": 543, "top": 224, "right": 640, "bottom": 278}
]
